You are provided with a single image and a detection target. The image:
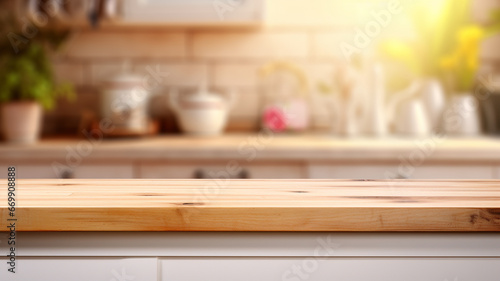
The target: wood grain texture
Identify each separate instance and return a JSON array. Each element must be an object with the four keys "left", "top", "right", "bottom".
[{"left": 1, "top": 179, "right": 500, "bottom": 231}]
